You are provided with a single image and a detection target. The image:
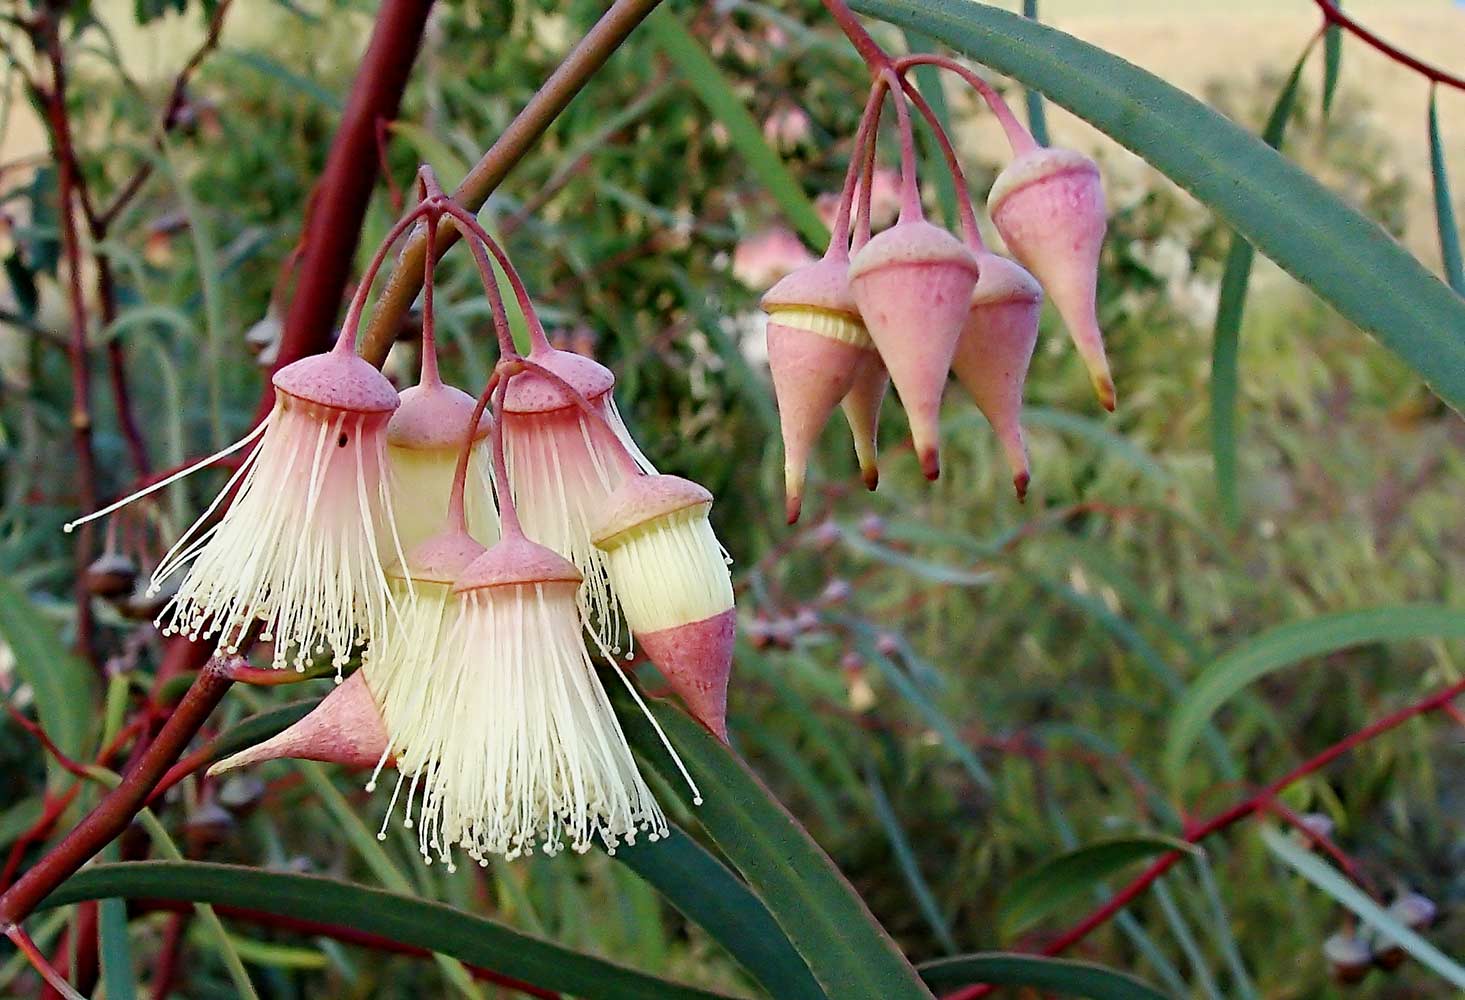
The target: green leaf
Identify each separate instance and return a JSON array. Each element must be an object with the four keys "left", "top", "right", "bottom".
[
  {"left": 867, "top": 767, "right": 957, "bottom": 954},
  {"left": 43, "top": 862, "right": 737, "bottom": 1000},
  {"left": 999, "top": 836, "right": 1198, "bottom": 940},
  {"left": 1212, "top": 44, "right": 1311, "bottom": 528},
  {"left": 1020, "top": 0, "right": 1050, "bottom": 146},
  {"left": 645, "top": 10, "right": 829, "bottom": 248},
  {"left": 388, "top": 121, "right": 472, "bottom": 188},
  {"left": 613, "top": 825, "right": 826, "bottom": 1000},
  {"left": 98, "top": 846, "right": 137, "bottom": 1000},
  {"left": 1261, "top": 827, "right": 1465, "bottom": 990},
  {"left": 1165, "top": 605, "right": 1465, "bottom": 779},
  {"left": 851, "top": 0, "right": 1465, "bottom": 411},
  {"left": 1321, "top": 19, "right": 1342, "bottom": 120},
  {"left": 1428, "top": 88, "right": 1464, "bottom": 295},
  {"left": 613, "top": 688, "right": 933, "bottom": 999},
  {"left": 0, "top": 575, "right": 98, "bottom": 785},
  {"left": 222, "top": 49, "right": 345, "bottom": 111},
  {"left": 919, "top": 952, "right": 1171, "bottom": 1000}
]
